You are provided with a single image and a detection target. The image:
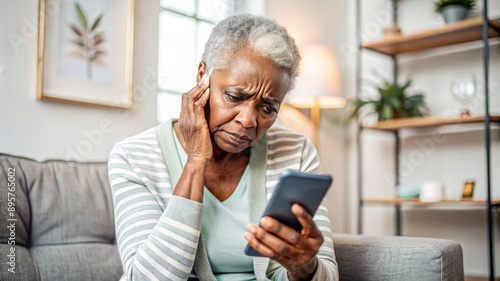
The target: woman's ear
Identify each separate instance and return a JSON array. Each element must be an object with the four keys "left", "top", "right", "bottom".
[{"left": 196, "top": 61, "right": 207, "bottom": 83}]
